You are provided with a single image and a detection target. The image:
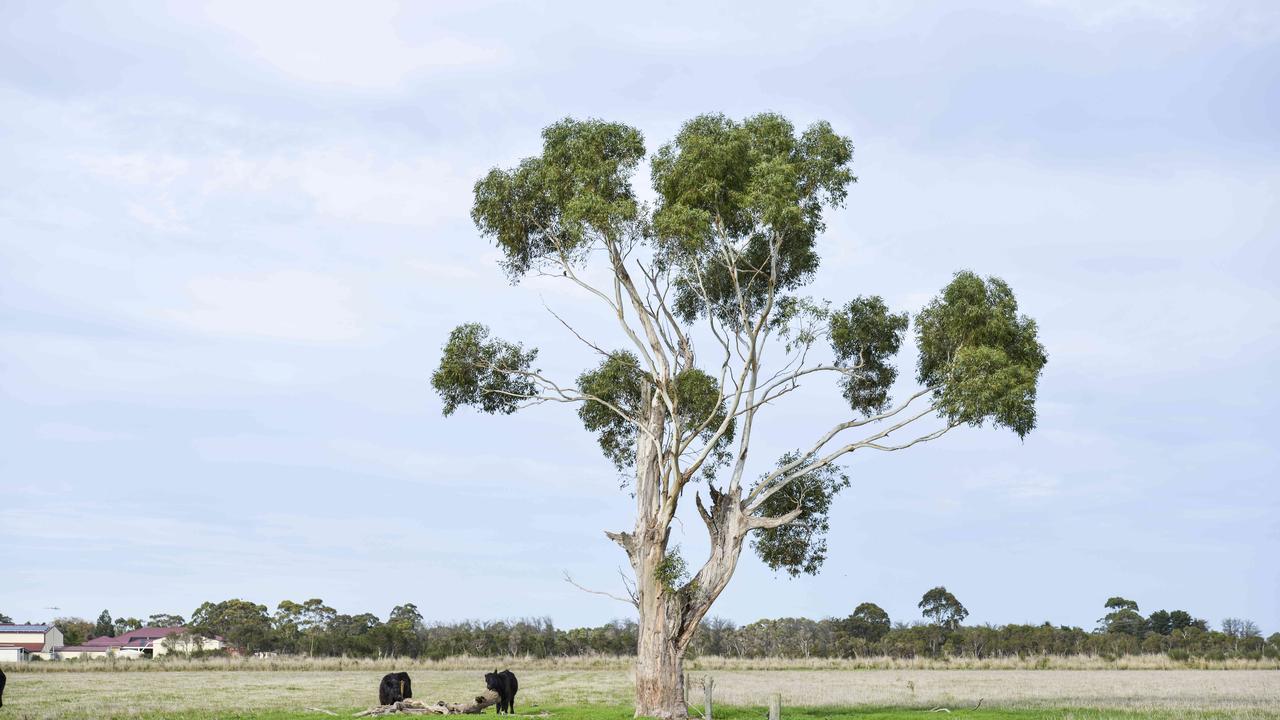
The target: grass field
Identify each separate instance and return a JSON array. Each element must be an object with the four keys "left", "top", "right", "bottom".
[
  {"left": 8, "top": 655, "right": 1279, "bottom": 673},
  {"left": 1, "top": 667, "right": 1277, "bottom": 720}
]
